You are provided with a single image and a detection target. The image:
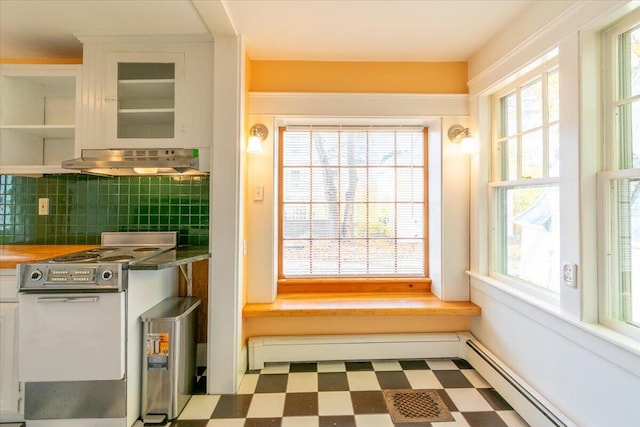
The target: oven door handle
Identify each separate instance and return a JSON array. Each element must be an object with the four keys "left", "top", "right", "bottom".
[{"left": 36, "top": 296, "right": 100, "bottom": 303}]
